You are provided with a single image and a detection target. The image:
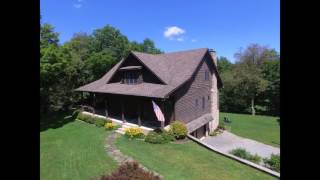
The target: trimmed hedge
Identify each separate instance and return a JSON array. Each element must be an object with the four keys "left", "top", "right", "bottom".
[{"left": 169, "top": 121, "right": 188, "bottom": 140}]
